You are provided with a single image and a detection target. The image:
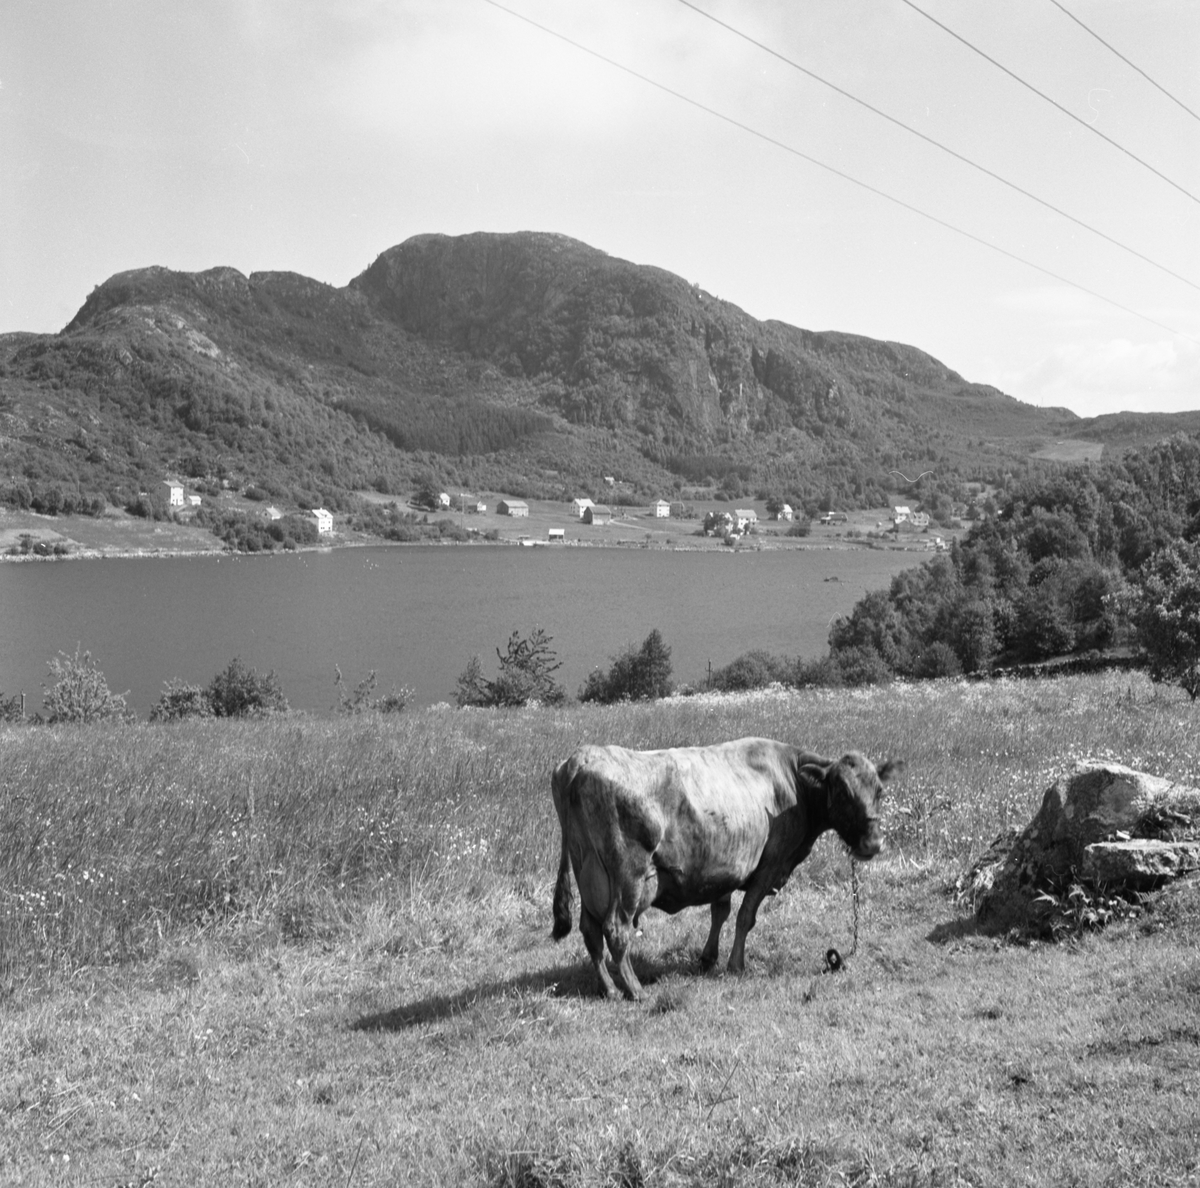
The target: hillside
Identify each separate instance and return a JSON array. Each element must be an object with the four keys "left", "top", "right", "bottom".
[{"left": 1, "top": 230, "right": 1192, "bottom": 526}]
